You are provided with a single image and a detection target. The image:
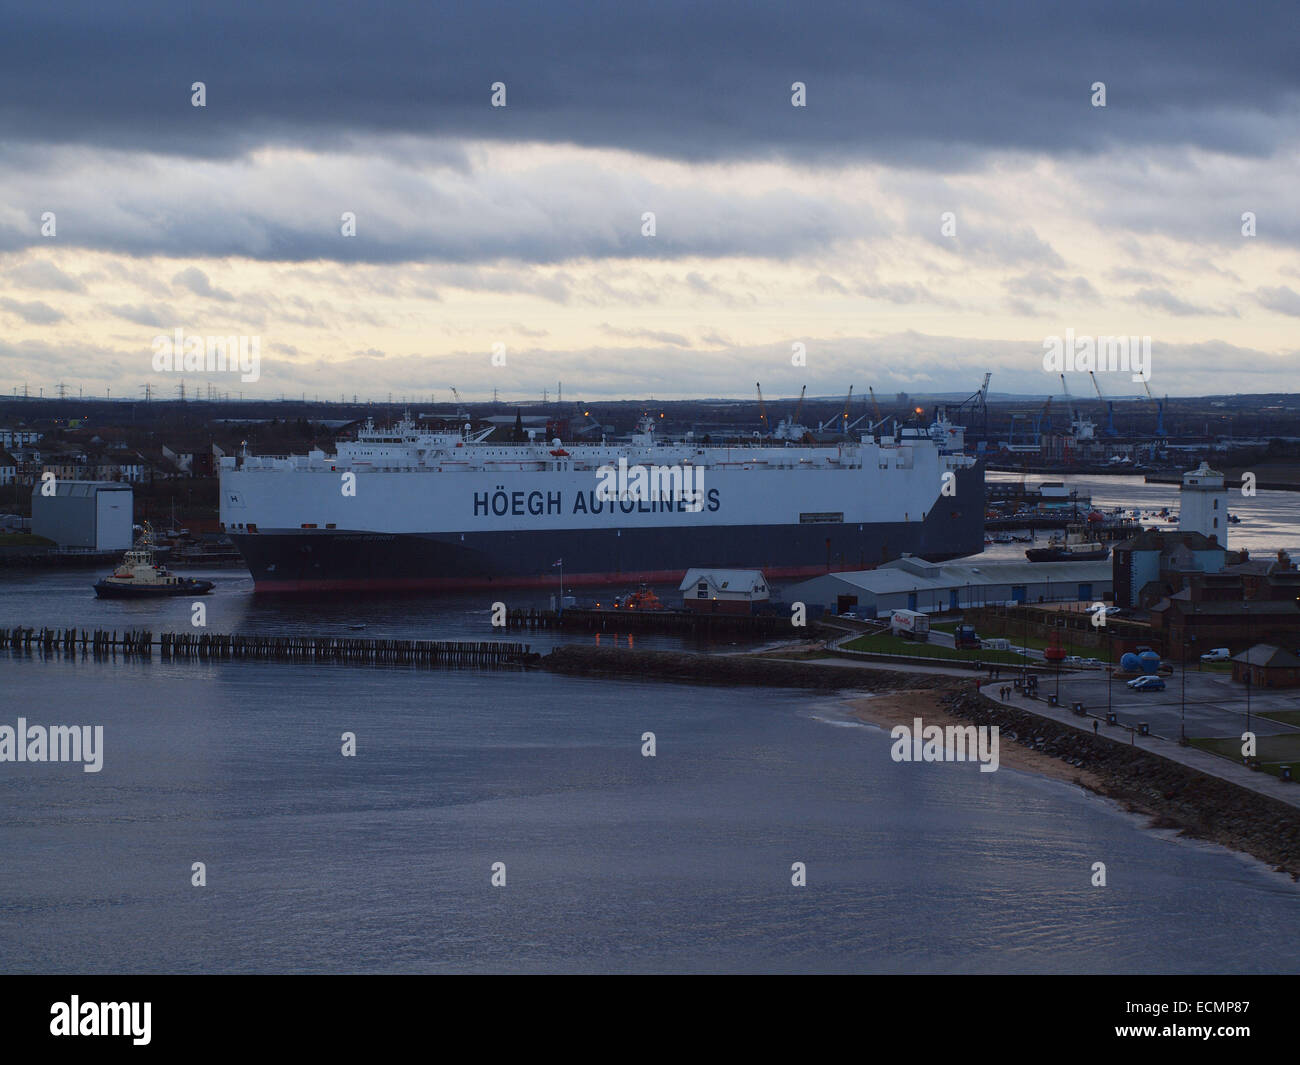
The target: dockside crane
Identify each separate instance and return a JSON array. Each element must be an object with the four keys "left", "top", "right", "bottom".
[
  {"left": 756, "top": 382, "right": 770, "bottom": 434},
  {"left": 938, "top": 371, "right": 991, "bottom": 443},
  {"left": 1088, "top": 371, "right": 1119, "bottom": 436},
  {"left": 1141, "top": 380, "right": 1166, "bottom": 437},
  {"left": 449, "top": 386, "right": 470, "bottom": 422},
  {"left": 840, "top": 384, "right": 854, "bottom": 431},
  {"left": 868, "top": 385, "right": 883, "bottom": 426}
]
